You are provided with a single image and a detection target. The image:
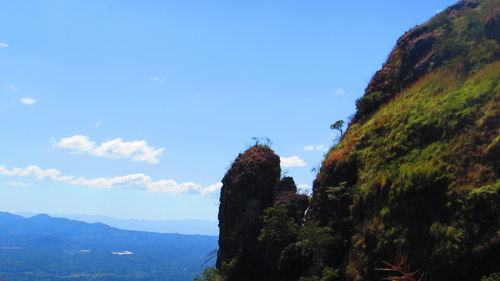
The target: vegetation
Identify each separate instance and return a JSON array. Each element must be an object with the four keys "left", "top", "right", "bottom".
[
  {"left": 207, "top": 0, "right": 500, "bottom": 280},
  {"left": 310, "top": 5, "right": 500, "bottom": 278},
  {"left": 312, "top": 60, "right": 500, "bottom": 281},
  {"left": 330, "top": 120, "right": 345, "bottom": 136},
  {"left": 194, "top": 268, "right": 223, "bottom": 281},
  {"left": 481, "top": 273, "right": 500, "bottom": 281},
  {"left": 0, "top": 213, "right": 217, "bottom": 281},
  {"left": 354, "top": 0, "right": 500, "bottom": 121}
]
